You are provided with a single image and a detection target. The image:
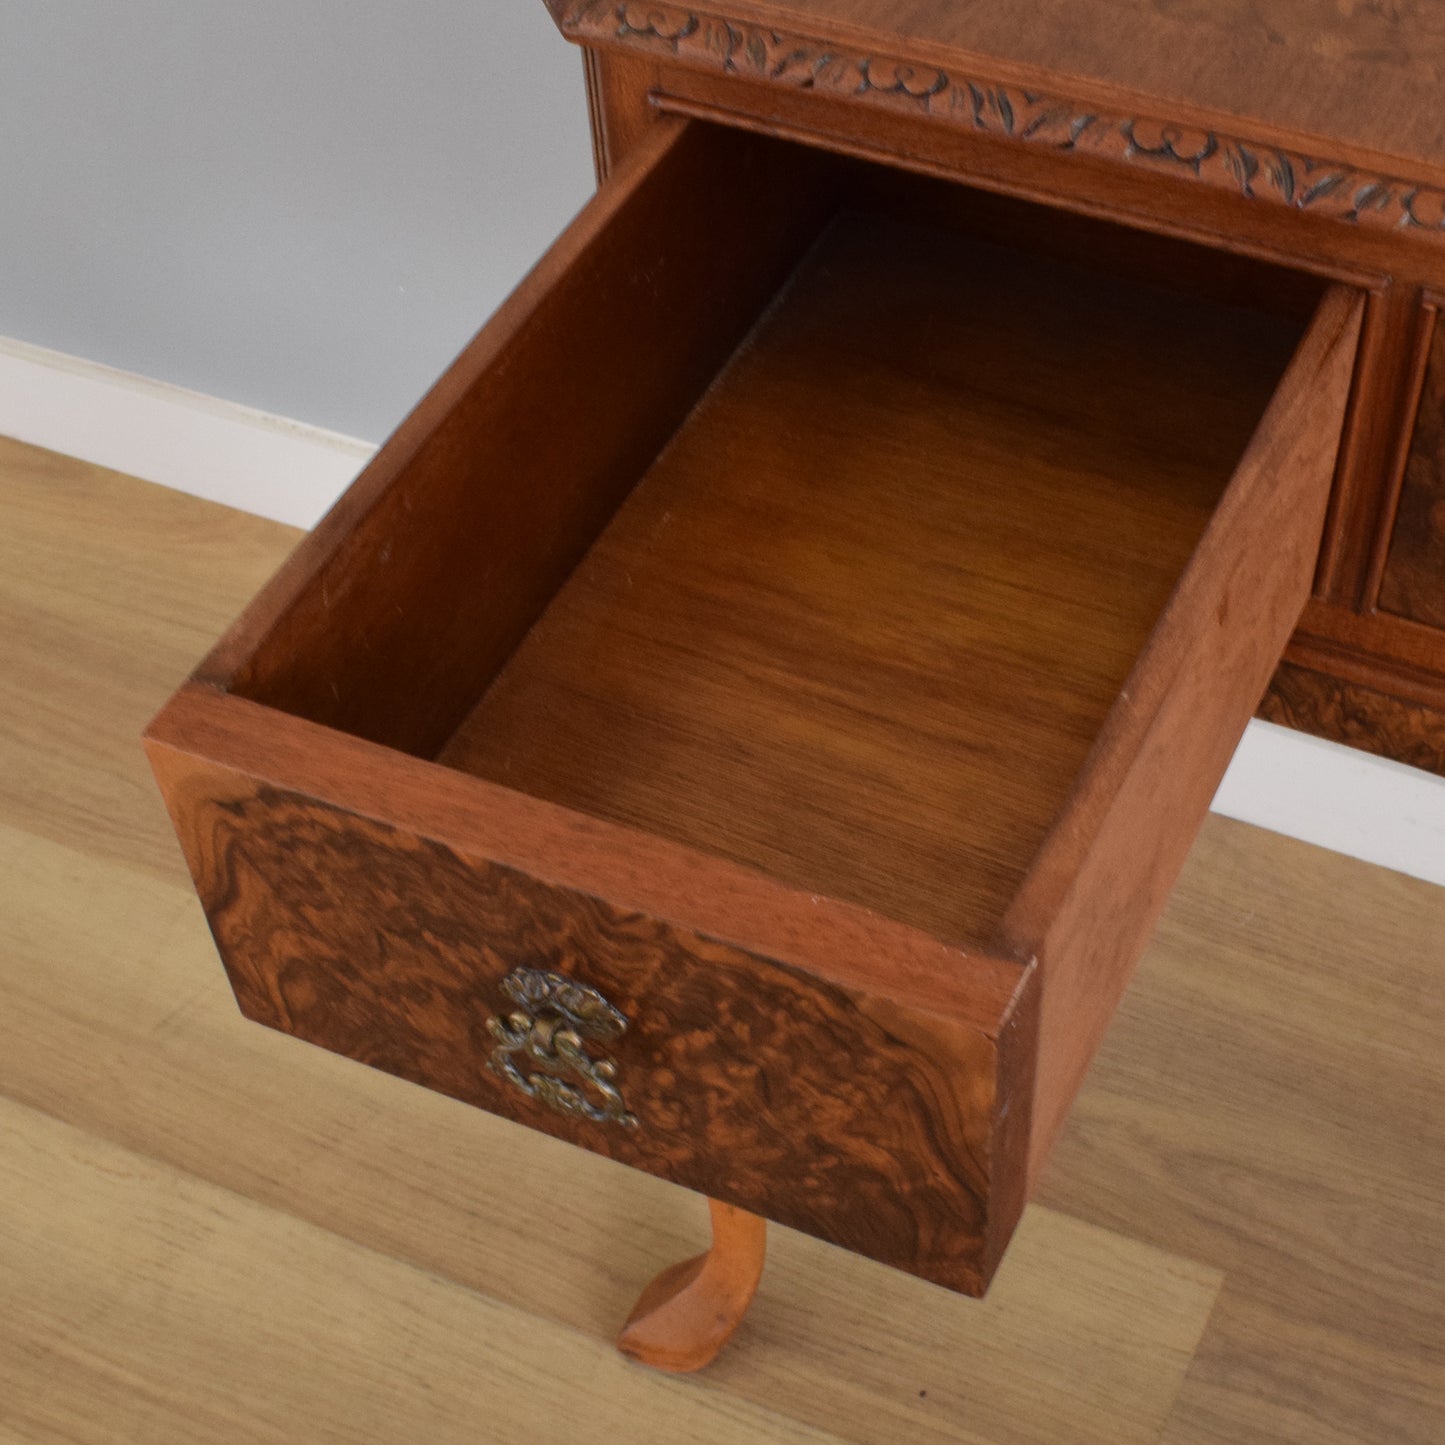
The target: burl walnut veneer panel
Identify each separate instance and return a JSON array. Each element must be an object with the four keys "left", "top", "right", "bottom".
[
  {"left": 1261, "top": 660, "right": 1445, "bottom": 777},
  {"left": 147, "top": 724, "right": 1033, "bottom": 1296}
]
